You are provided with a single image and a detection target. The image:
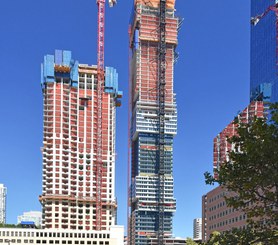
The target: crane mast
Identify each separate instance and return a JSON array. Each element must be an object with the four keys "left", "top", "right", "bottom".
[
  {"left": 95, "top": 0, "right": 116, "bottom": 230},
  {"left": 158, "top": 0, "right": 166, "bottom": 244}
]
